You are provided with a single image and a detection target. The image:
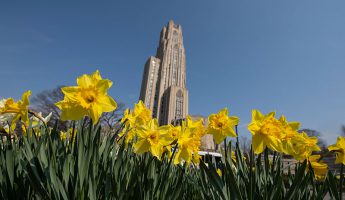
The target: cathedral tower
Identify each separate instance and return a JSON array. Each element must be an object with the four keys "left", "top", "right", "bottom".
[{"left": 139, "top": 20, "right": 188, "bottom": 125}]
